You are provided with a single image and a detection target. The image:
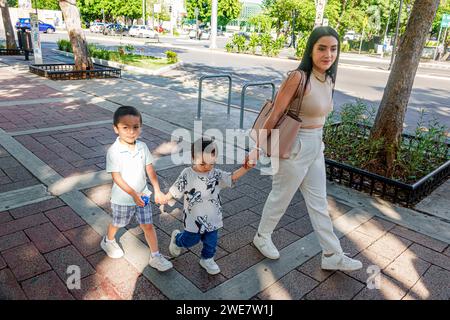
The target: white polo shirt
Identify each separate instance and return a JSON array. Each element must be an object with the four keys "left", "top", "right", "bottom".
[{"left": 106, "top": 138, "right": 153, "bottom": 205}]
